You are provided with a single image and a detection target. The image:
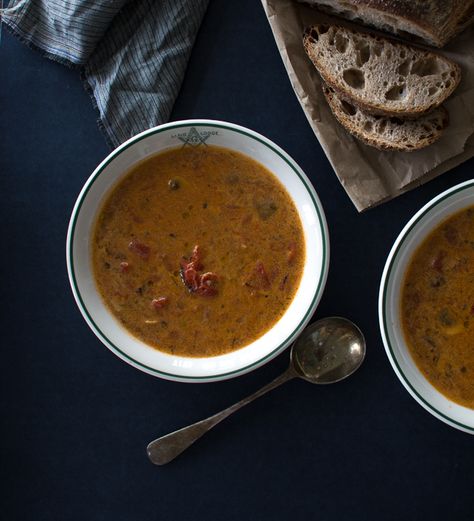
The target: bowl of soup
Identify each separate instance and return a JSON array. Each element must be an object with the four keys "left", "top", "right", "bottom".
[
  {"left": 67, "top": 120, "right": 329, "bottom": 382},
  {"left": 379, "top": 180, "right": 474, "bottom": 433}
]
